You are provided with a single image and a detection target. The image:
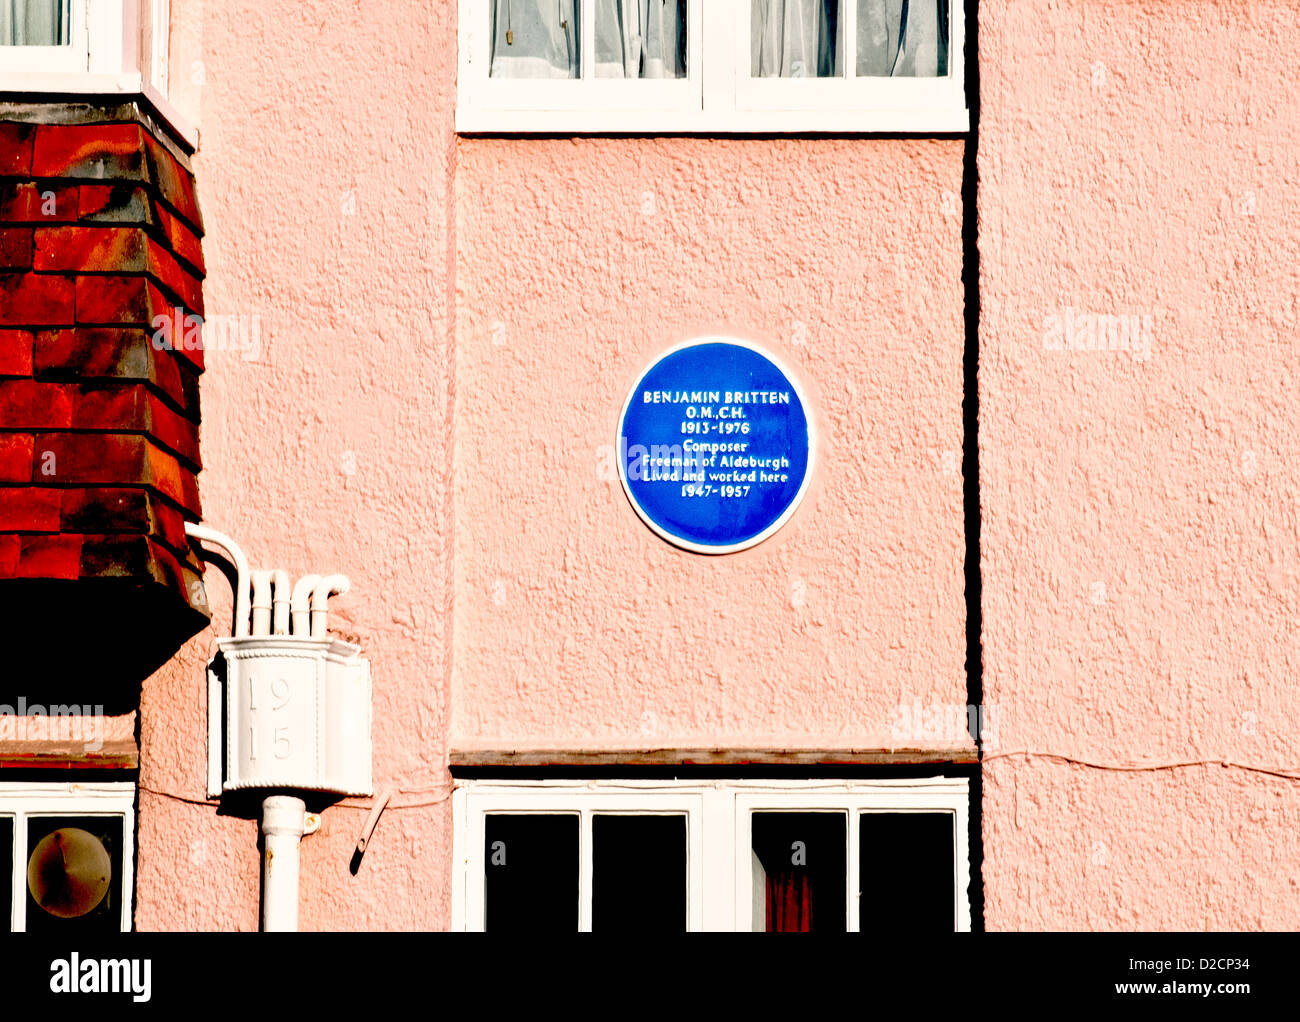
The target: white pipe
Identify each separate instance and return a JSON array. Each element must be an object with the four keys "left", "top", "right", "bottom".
[
  {"left": 310, "top": 574, "right": 350, "bottom": 639},
  {"left": 290, "top": 575, "right": 321, "bottom": 637},
  {"left": 261, "top": 795, "right": 306, "bottom": 932},
  {"left": 271, "top": 569, "right": 292, "bottom": 635},
  {"left": 185, "top": 523, "right": 251, "bottom": 638},
  {"left": 250, "top": 570, "right": 273, "bottom": 636}
]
